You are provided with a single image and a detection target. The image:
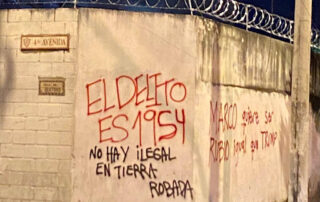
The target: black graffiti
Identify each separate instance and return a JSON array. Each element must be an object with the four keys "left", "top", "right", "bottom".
[
  {"left": 106, "top": 146, "right": 129, "bottom": 163},
  {"left": 114, "top": 163, "right": 157, "bottom": 180},
  {"left": 89, "top": 146, "right": 130, "bottom": 164},
  {"left": 96, "top": 162, "right": 111, "bottom": 177},
  {"left": 89, "top": 146, "right": 103, "bottom": 159},
  {"left": 149, "top": 179, "right": 193, "bottom": 199},
  {"left": 136, "top": 146, "right": 176, "bottom": 162}
]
